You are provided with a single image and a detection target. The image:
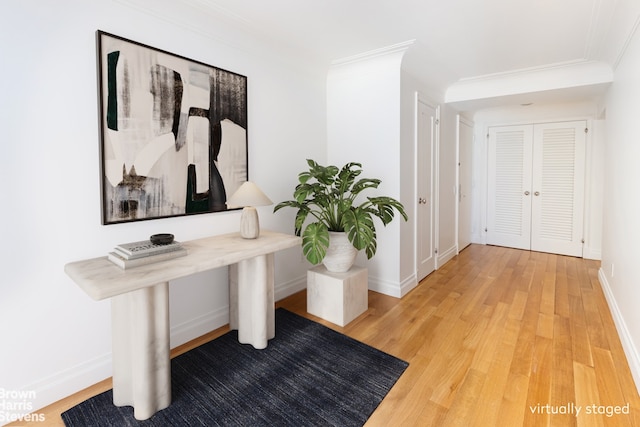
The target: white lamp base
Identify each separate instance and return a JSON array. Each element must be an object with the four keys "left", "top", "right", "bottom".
[{"left": 240, "top": 207, "right": 260, "bottom": 239}]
